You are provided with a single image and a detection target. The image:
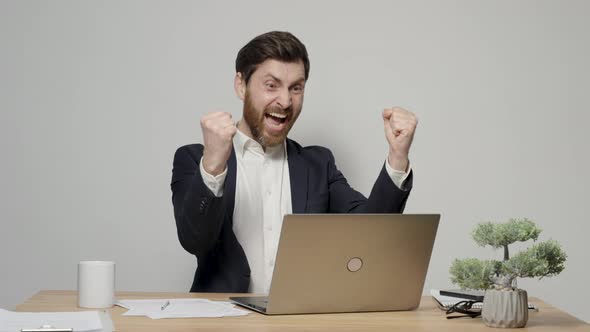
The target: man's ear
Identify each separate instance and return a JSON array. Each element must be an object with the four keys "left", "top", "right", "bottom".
[{"left": 234, "top": 72, "right": 246, "bottom": 101}]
